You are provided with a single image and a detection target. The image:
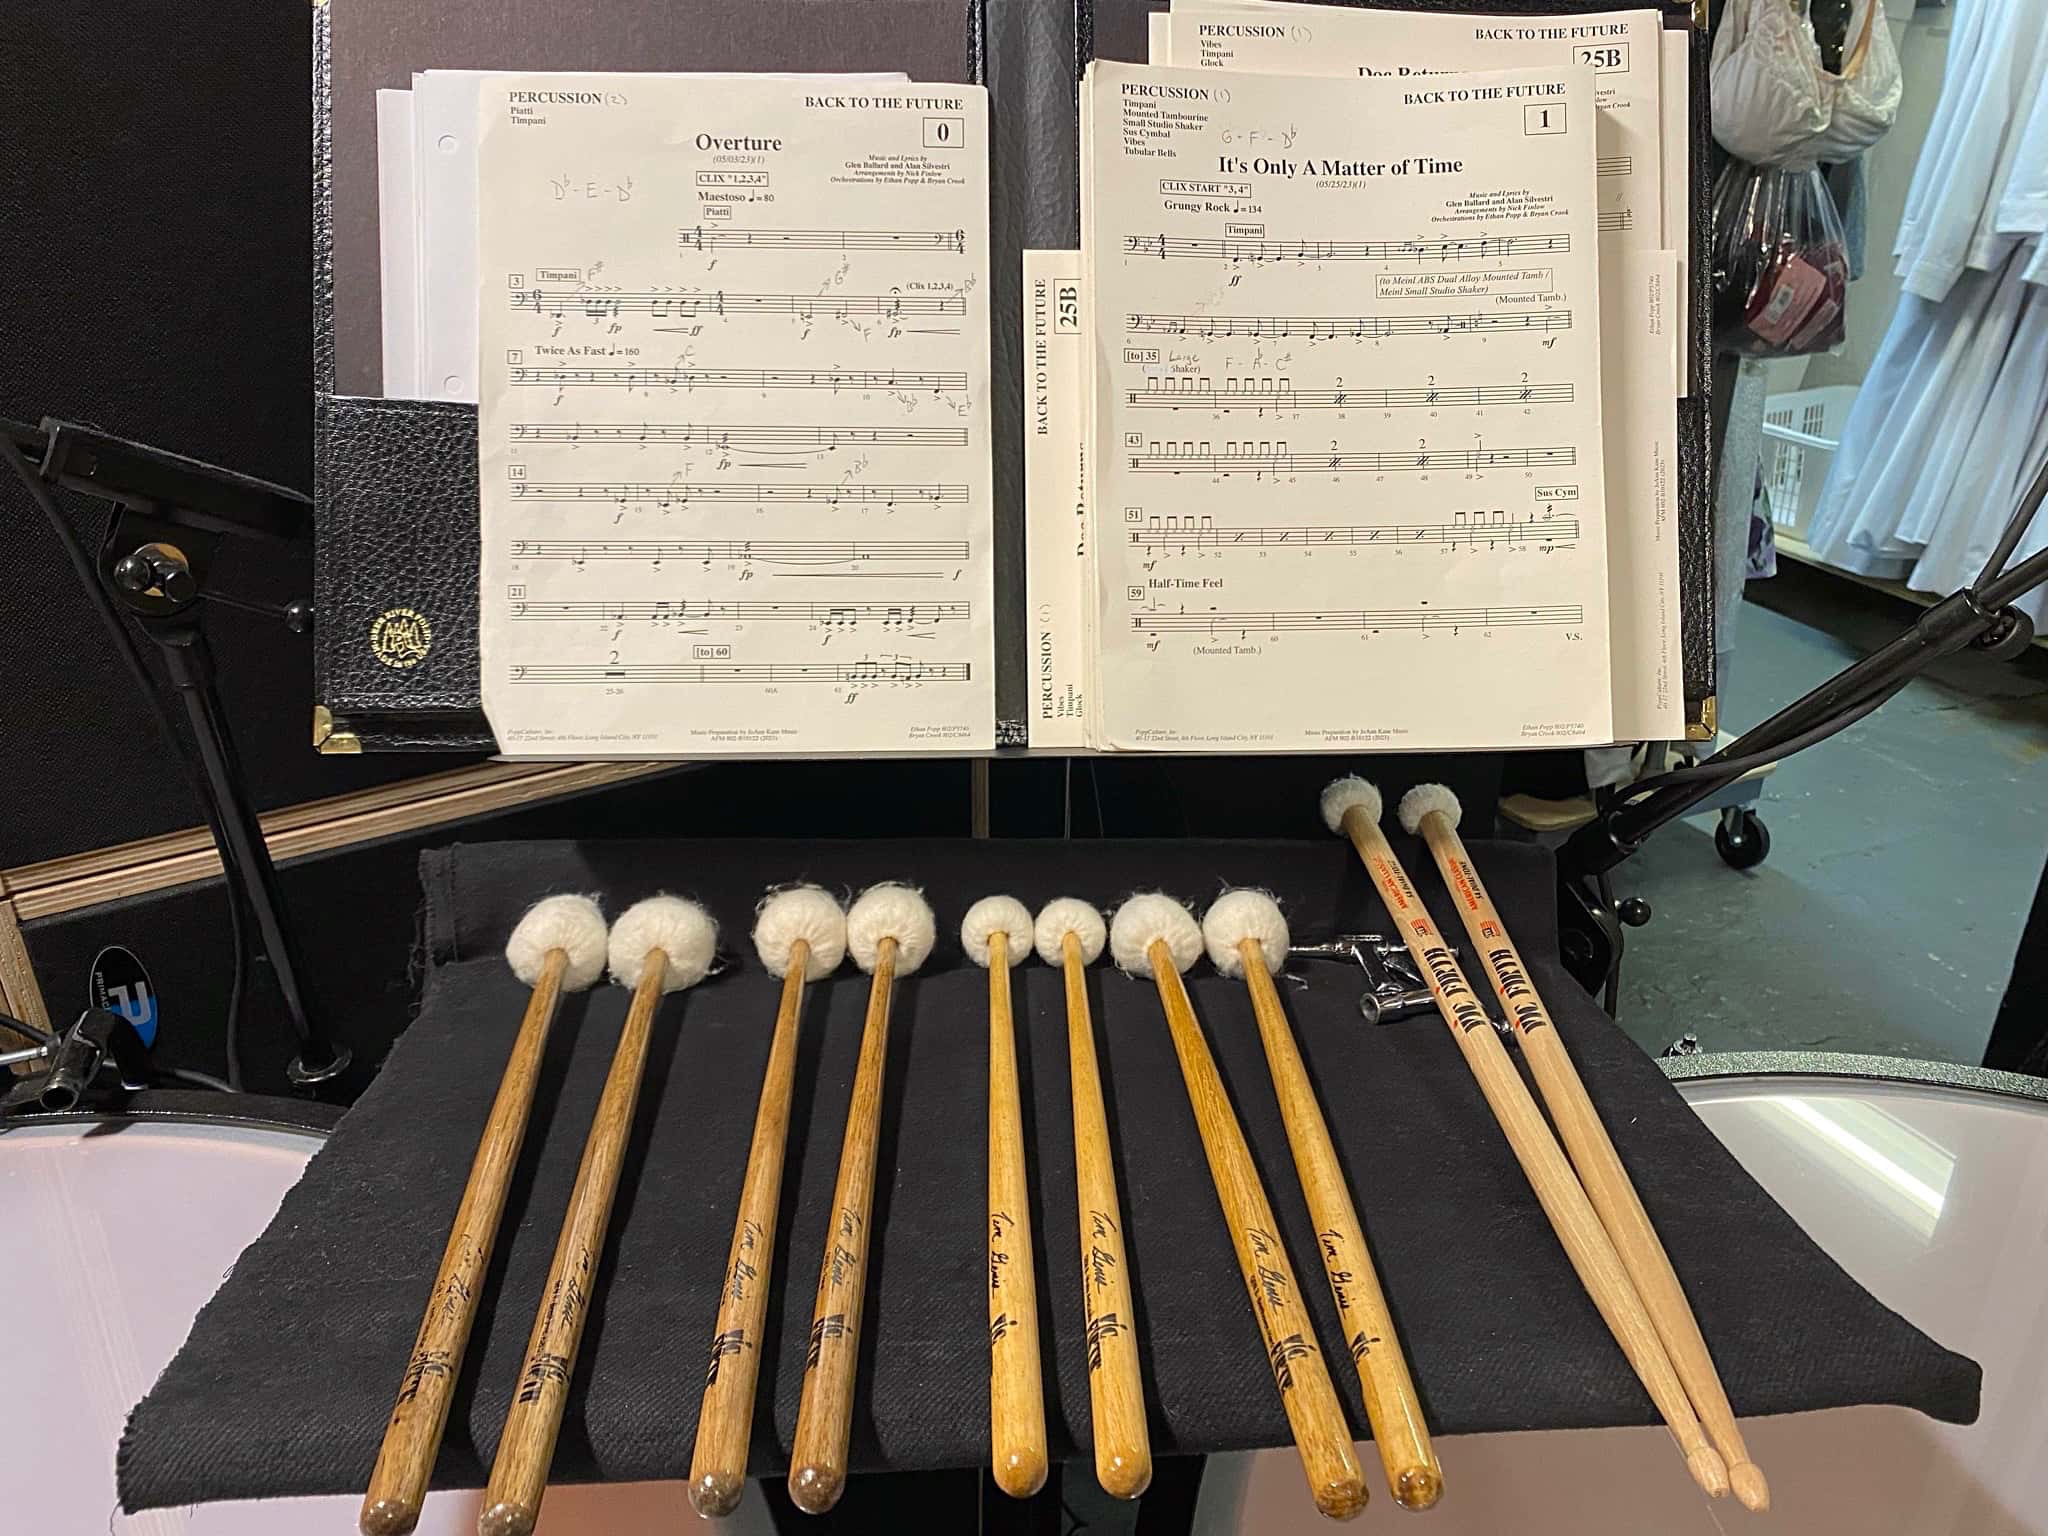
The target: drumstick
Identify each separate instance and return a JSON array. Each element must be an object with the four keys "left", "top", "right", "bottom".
[
  {"left": 788, "top": 882, "right": 936, "bottom": 1515},
  {"left": 963, "top": 896, "right": 1049, "bottom": 1499},
  {"left": 689, "top": 886, "right": 847, "bottom": 1519},
  {"left": 361, "top": 896, "right": 609, "bottom": 1536},
  {"left": 480, "top": 896, "right": 719, "bottom": 1536},
  {"left": 1320, "top": 777, "right": 1730, "bottom": 1502},
  {"left": 1200, "top": 891, "right": 1442, "bottom": 1512},
  {"left": 1034, "top": 899, "right": 1151, "bottom": 1500},
  {"left": 1397, "top": 784, "right": 1769, "bottom": 1512},
  {"left": 1109, "top": 894, "right": 1369, "bottom": 1523}
]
